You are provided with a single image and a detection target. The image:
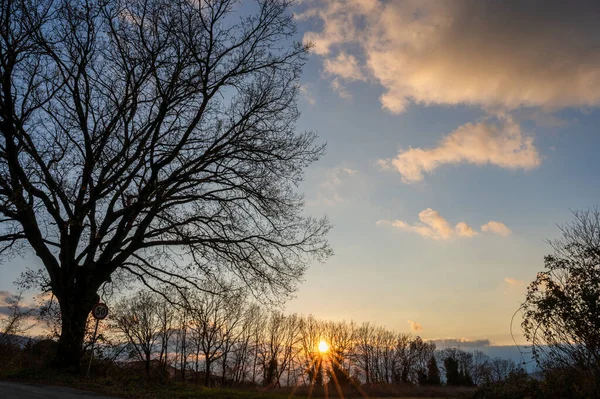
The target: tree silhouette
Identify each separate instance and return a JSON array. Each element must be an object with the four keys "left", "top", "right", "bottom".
[
  {"left": 0, "top": 0, "right": 331, "bottom": 369},
  {"left": 444, "top": 357, "right": 460, "bottom": 386},
  {"left": 425, "top": 355, "right": 441, "bottom": 385},
  {"left": 522, "top": 208, "right": 600, "bottom": 394}
]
